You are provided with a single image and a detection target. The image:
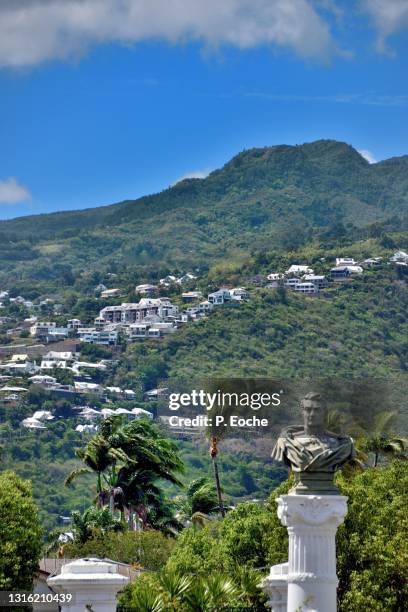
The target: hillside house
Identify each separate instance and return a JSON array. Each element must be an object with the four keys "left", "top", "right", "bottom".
[
  {"left": 95, "top": 283, "right": 107, "bottom": 293},
  {"left": 100, "top": 288, "right": 121, "bottom": 299},
  {"left": 284, "top": 278, "right": 300, "bottom": 289},
  {"left": 100, "top": 298, "right": 178, "bottom": 324},
  {"left": 330, "top": 266, "right": 351, "bottom": 280},
  {"left": 46, "top": 327, "right": 69, "bottom": 342},
  {"left": 176, "top": 273, "right": 197, "bottom": 284},
  {"left": 67, "top": 319, "right": 82, "bottom": 331},
  {"left": 127, "top": 321, "right": 176, "bottom": 340},
  {"left": 94, "top": 317, "right": 107, "bottom": 329},
  {"left": 286, "top": 265, "right": 314, "bottom": 276},
  {"left": 159, "top": 275, "right": 177, "bottom": 286},
  {"left": 30, "top": 322, "right": 57, "bottom": 338},
  {"left": 295, "top": 282, "right": 319, "bottom": 294},
  {"left": 208, "top": 288, "right": 230, "bottom": 305},
  {"left": 345, "top": 265, "right": 363, "bottom": 275},
  {"left": 361, "top": 257, "right": 382, "bottom": 268},
  {"left": 229, "top": 287, "right": 248, "bottom": 301},
  {"left": 303, "top": 275, "right": 328, "bottom": 290},
  {"left": 336, "top": 257, "right": 356, "bottom": 266},
  {"left": 135, "top": 284, "right": 157, "bottom": 296},
  {"left": 78, "top": 328, "right": 118, "bottom": 345},
  {"left": 45, "top": 351, "right": 75, "bottom": 362},
  {"left": 390, "top": 251, "right": 408, "bottom": 264},
  {"left": 267, "top": 273, "right": 284, "bottom": 281},
  {"left": 182, "top": 291, "right": 203, "bottom": 302},
  {"left": 74, "top": 381, "right": 101, "bottom": 394}
]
